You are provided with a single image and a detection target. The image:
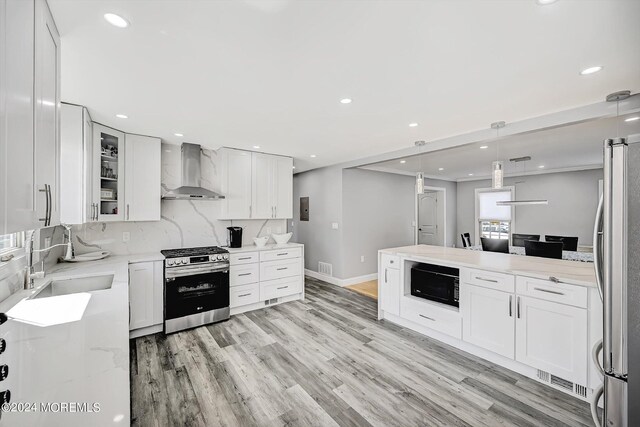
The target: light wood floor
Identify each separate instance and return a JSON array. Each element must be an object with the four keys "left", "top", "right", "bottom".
[
  {"left": 345, "top": 280, "right": 378, "bottom": 299},
  {"left": 130, "top": 276, "right": 593, "bottom": 427}
]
